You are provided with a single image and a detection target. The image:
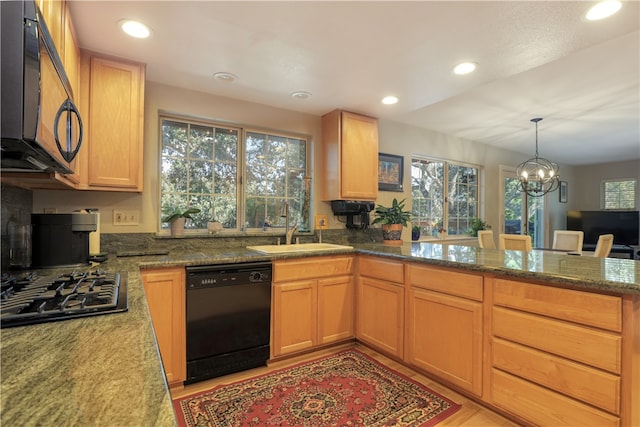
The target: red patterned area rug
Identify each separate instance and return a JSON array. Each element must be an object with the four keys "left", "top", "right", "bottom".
[{"left": 173, "top": 349, "right": 461, "bottom": 426}]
